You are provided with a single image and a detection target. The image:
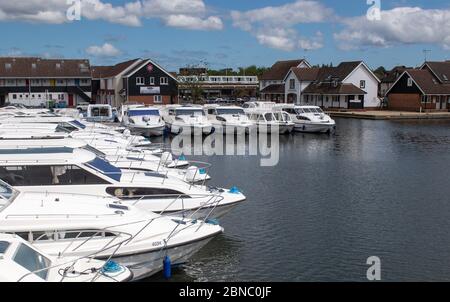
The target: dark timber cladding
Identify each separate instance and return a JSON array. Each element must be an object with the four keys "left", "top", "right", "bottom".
[
  {"left": 123, "top": 60, "right": 178, "bottom": 105},
  {"left": 387, "top": 66, "right": 450, "bottom": 111}
]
